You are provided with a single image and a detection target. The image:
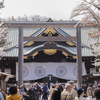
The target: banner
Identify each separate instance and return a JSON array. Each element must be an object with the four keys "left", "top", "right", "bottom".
[{"left": 16, "top": 62, "right": 87, "bottom": 81}]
